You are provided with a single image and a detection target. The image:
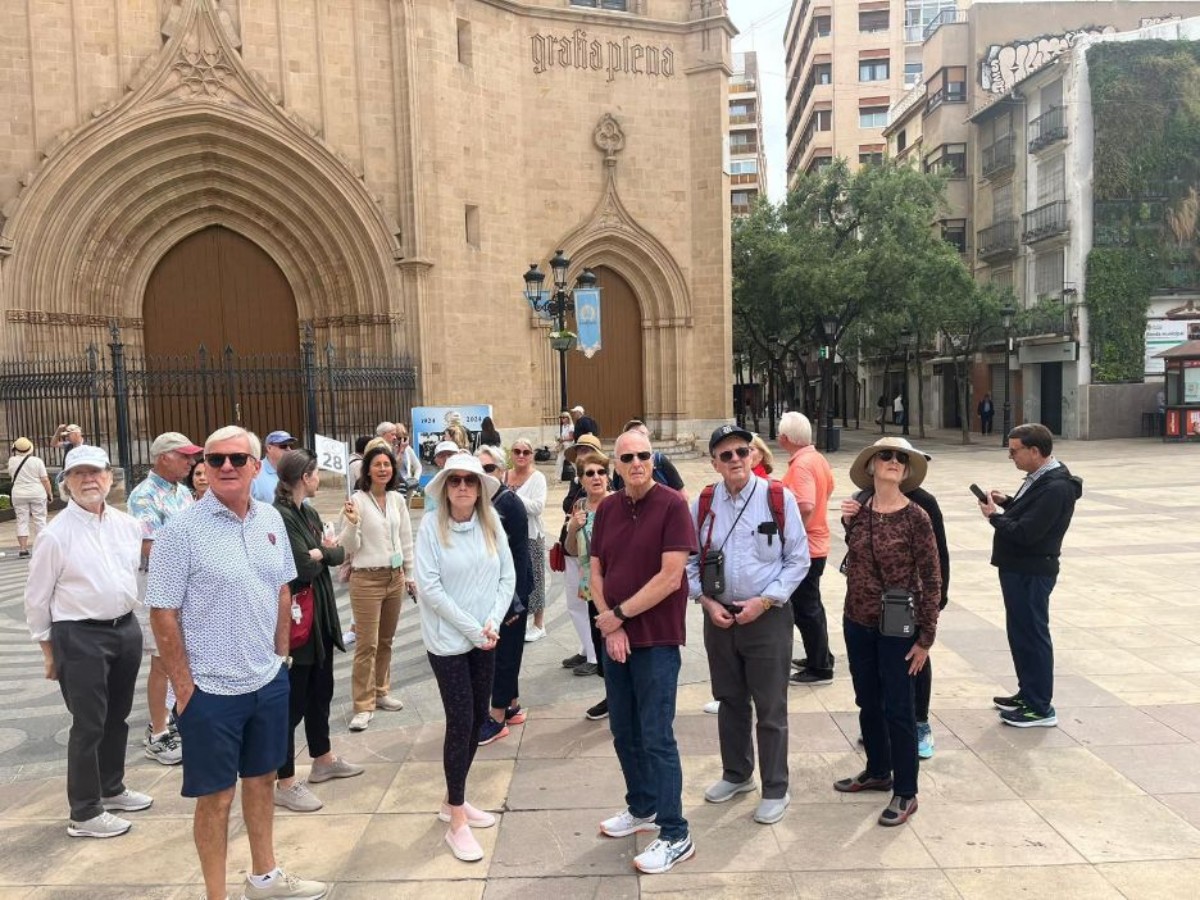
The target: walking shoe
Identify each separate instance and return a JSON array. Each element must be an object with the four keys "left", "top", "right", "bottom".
[
  {"left": 103, "top": 789, "right": 153, "bottom": 812},
  {"left": 792, "top": 657, "right": 807, "bottom": 669},
  {"left": 438, "top": 801, "right": 497, "bottom": 828},
  {"left": 444, "top": 824, "right": 484, "bottom": 862},
  {"left": 917, "top": 721, "right": 935, "bottom": 760},
  {"left": 599, "top": 808, "right": 659, "bottom": 838},
  {"left": 702, "top": 700, "right": 720, "bottom": 715},
  {"left": 144, "top": 727, "right": 183, "bottom": 765},
  {"left": 67, "top": 811, "right": 131, "bottom": 838},
  {"left": 1000, "top": 706, "right": 1058, "bottom": 728},
  {"left": 704, "top": 778, "right": 757, "bottom": 803},
  {"left": 309, "top": 757, "right": 364, "bottom": 783},
  {"left": 878, "top": 795, "right": 918, "bottom": 827},
  {"left": 342, "top": 630, "right": 357, "bottom": 645},
  {"left": 524, "top": 625, "right": 547, "bottom": 642},
  {"left": 561, "top": 653, "right": 586, "bottom": 669},
  {"left": 992, "top": 693, "right": 1026, "bottom": 712},
  {"left": 573, "top": 661, "right": 599, "bottom": 677},
  {"left": 18, "top": 549, "right": 31, "bottom": 559},
  {"left": 167, "top": 711, "right": 180, "bottom": 738},
  {"left": 585, "top": 698, "right": 609, "bottom": 720},
  {"left": 348, "top": 711, "right": 373, "bottom": 732},
  {"left": 241, "top": 870, "right": 328, "bottom": 899},
  {"left": 478, "top": 718, "right": 509, "bottom": 745},
  {"left": 833, "top": 771, "right": 894, "bottom": 793},
  {"left": 634, "top": 834, "right": 694, "bottom": 874},
  {"left": 504, "top": 705, "right": 526, "bottom": 725},
  {"left": 790, "top": 670, "right": 833, "bottom": 685},
  {"left": 754, "top": 793, "right": 790, "bottom": 825},
  {"left": 274, "top": 782, "right": 323, "bottom": 813},
  {"left": 375, "top": 694, "right": 404, "bottom": 712}
]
